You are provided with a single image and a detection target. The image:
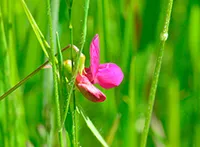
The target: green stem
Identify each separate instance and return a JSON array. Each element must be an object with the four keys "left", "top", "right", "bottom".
[
  {"left": 58, "top": 130, "right": 64, "bottom": 147},
  {"left": 68, "top": 0, "right": 73, "bottom": 70},
  {"left": 46, "top": 0, "right": 63, "bottom": 146},
  {"left": 51, "top": 0, "right": 63, "bottom": 146},
  {"left": 72, "top": 97, "right": 77, "bottom": 147},
  {"left": 102, "top": 0, "right": 108, "bottom": 61},
  {"left": 56, "top": 32, "right": 64, "bottom": 147},
  {"left": 69, "top": 0, "right": 78, "bottom": 147},
  {"left": 62, "top": 0, "right": 90, "bottom": 131},
  {"left": 0, "top": 61, "right": 47, "bottom": 100},
  {"left": 0, "top": 46, "right": 70, "bottom": 101},
  {"left": 68, "top": 0, "right": 78, "bottom": 146},
  {"left": 140, "top": 0, "right": 174, "bottom": 147}
]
